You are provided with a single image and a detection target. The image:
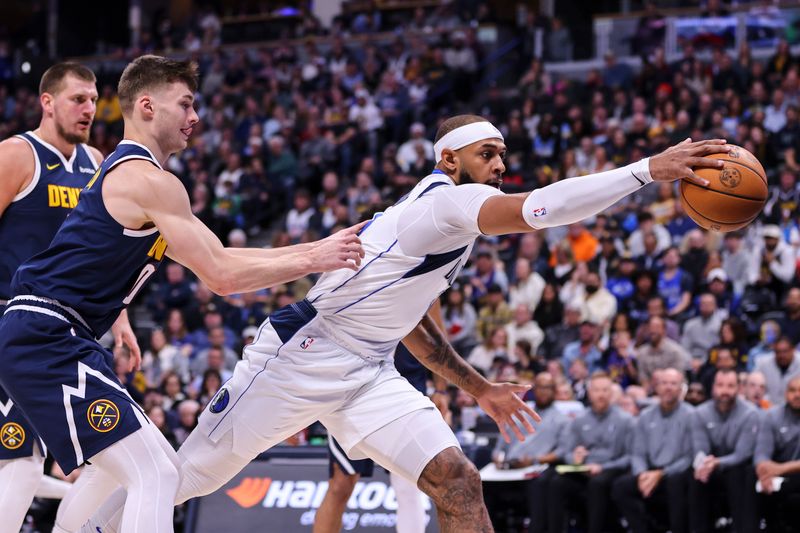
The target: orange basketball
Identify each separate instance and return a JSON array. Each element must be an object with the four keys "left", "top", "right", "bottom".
[{"left": 679, "top": 144, "right": 768, "bottom": 232}]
